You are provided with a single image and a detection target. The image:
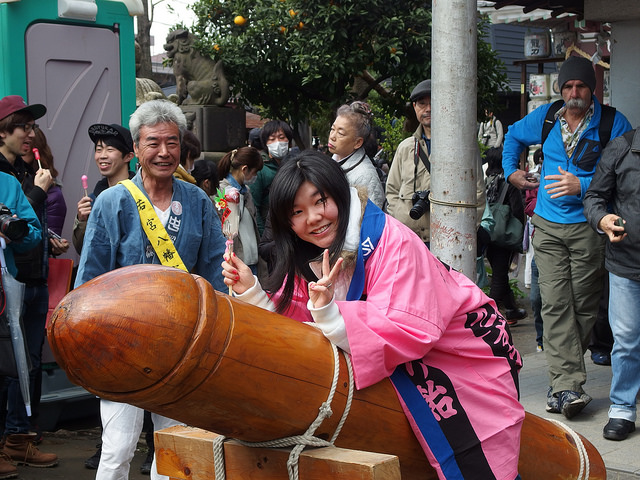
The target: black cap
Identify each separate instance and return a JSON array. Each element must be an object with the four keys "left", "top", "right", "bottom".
[
  {"left": 88, "top": 123, "right": 134, "bottom": 153},
  {"left": 410, "top": 79, "right": 431, "bottom": 102},
  {"left": 558, "top": 56, "right": 596, "bottom": 93}
]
